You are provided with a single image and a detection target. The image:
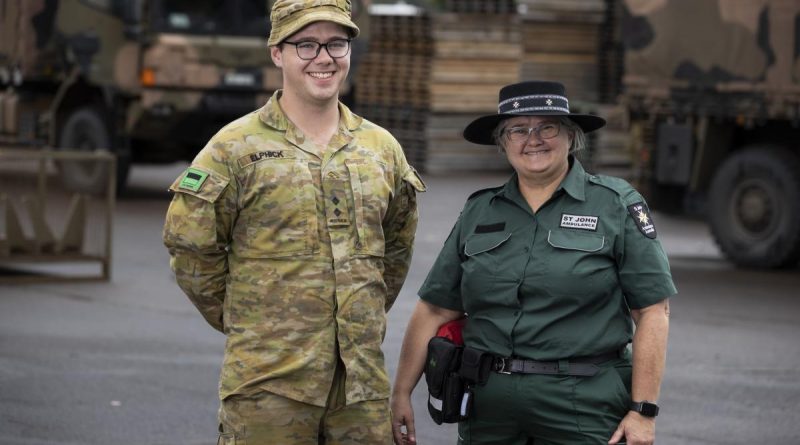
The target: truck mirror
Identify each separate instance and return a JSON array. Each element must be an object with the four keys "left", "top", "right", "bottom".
[{"left": 112, "top": 0, "right": 143, "bottom": 39}]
